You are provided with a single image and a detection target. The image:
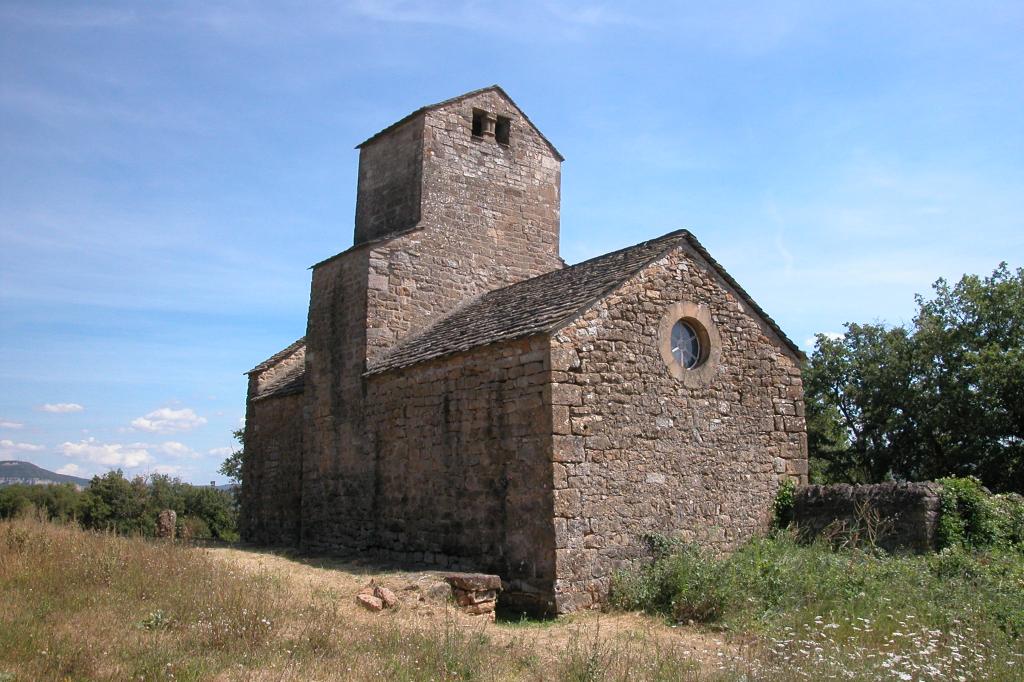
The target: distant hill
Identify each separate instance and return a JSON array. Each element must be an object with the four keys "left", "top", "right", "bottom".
[{"left": 0, "top": 460, "right": 90, "bottom": 488}]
